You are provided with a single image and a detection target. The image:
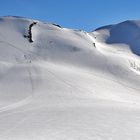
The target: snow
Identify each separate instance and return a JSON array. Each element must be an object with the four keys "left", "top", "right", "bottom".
[{"left": 0, "top": 16, "right": 140, "bottom": 140}]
